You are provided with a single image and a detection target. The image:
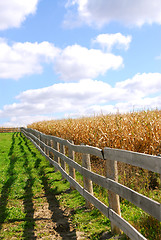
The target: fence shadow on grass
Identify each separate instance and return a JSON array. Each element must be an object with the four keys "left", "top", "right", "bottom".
[
  {"left": 22, "top": 135, "right": 77, "bottom": 239},
  {"left": 21, "top": 133, "right": 36, "bottom": 158},
  {"left": 18, "top": 134, "right": 36, "bottom": 240},
  {"left": 8, "top": 132, "right": 16, "bottom": 156},
  {"left": 0, "top": 133, "right": 17, "bottom": 231},
  {"left": 38, "top": 165, "right": 77, "bottom": 239}
]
